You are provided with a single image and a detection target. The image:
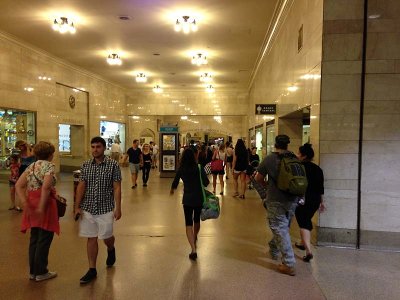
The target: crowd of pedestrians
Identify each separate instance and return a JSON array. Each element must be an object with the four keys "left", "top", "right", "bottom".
[{"left": 7, "top": 133, "right": 324, "bottom": 282}]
